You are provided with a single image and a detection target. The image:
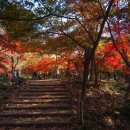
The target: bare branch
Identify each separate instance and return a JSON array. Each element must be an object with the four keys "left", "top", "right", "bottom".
[
  {"left": 76, "top": 18, "right": 95, "bottom": 44},
  {"left": 0, "top": 13, "right": 52, "bottom": 21},
  {"left": 60, "top": 30, "right": 86, "bottom": 49}
]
